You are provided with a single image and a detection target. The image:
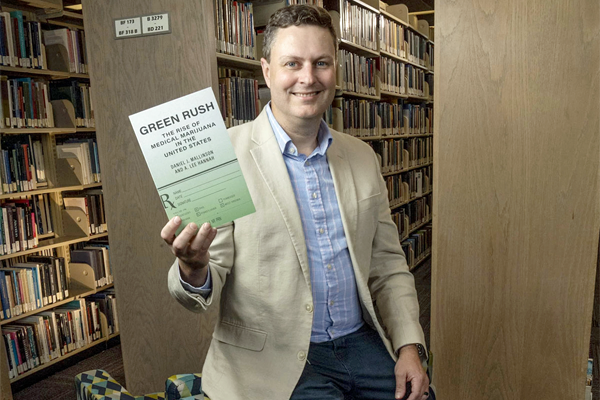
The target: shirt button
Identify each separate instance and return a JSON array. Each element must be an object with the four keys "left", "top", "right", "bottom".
[
  {"left": 329, "top": 300, "right": 335, "bottom": 306},
  {"left": 297, "top": 351, "right": 306, "bottom": 361},
  {"left": 306, "top": 161, "right": 311, "bottom": 166},
  {"left": 306, "top": 304, "right": 313, "bottom": 313},
  {"left": 312, "top": 193, "right": 317, "bottom": 199},
  {"left": 319, "top": 228, "right": 324, "bottom": 234},
  {"left": 327, "top": 264, "right": 332, "bottom": 270},
  {"left": 290, "top": 148, "right": 296, "bottom": 154}
]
